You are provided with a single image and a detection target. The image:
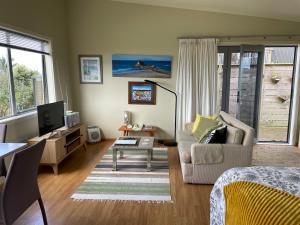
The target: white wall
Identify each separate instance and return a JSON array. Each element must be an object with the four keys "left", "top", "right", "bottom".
[
  {"left": 0, "top": 0, "right": 71, "bottom": 142},
  {"left": 67, "top": 0, "right": 300, "bottom": 139}
]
